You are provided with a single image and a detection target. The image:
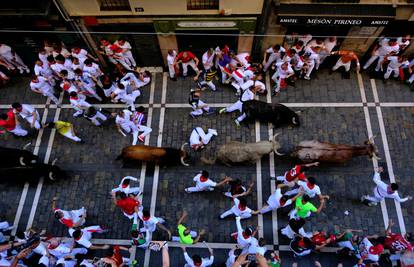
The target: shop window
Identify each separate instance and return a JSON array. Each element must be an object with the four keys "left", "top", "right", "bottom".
[
  {"left": 187, "top": 0, "right": 219, "bottom": 10},
  {"left": 98, "top": 0, "right": 131, "bottom": 11}
]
